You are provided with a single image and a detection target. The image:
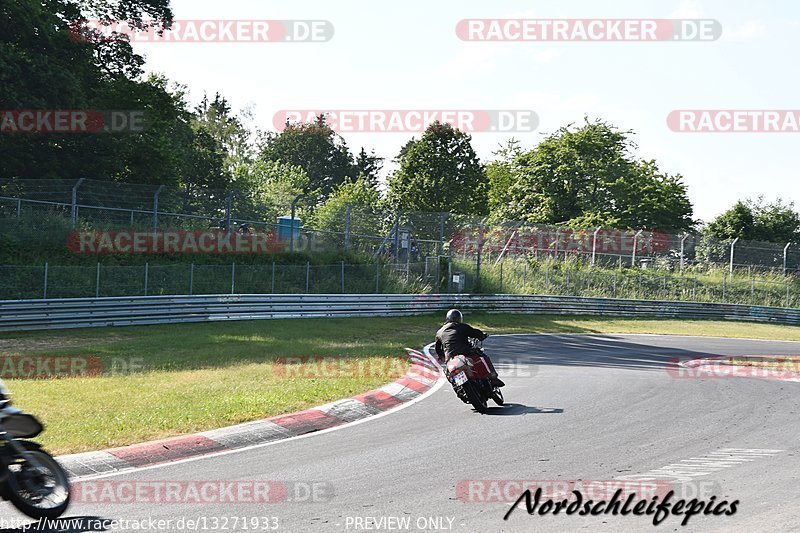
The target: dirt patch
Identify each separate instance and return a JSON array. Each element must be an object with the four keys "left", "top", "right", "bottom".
[{"left": 0, "top": 334, "right": 130, "bottom": 355}]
